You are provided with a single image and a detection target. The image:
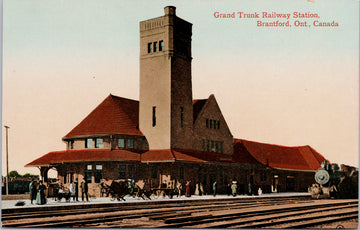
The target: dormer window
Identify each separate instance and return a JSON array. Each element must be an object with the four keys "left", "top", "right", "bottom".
[
  {"left": 118, "top": 138, "right": 125, "bottom": 148},
  {"left": 95, "top": 138, "right": 103, "bottom": 148},
  {"left": 85, "top": 138, "right": 92, "bottom": 148}
]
